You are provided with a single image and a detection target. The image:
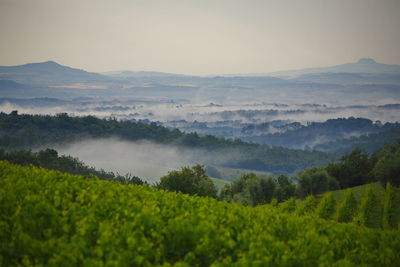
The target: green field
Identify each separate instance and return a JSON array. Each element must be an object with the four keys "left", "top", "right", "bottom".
[{"left": 1, "top": 161, "right": 400, "bottom": 266}]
